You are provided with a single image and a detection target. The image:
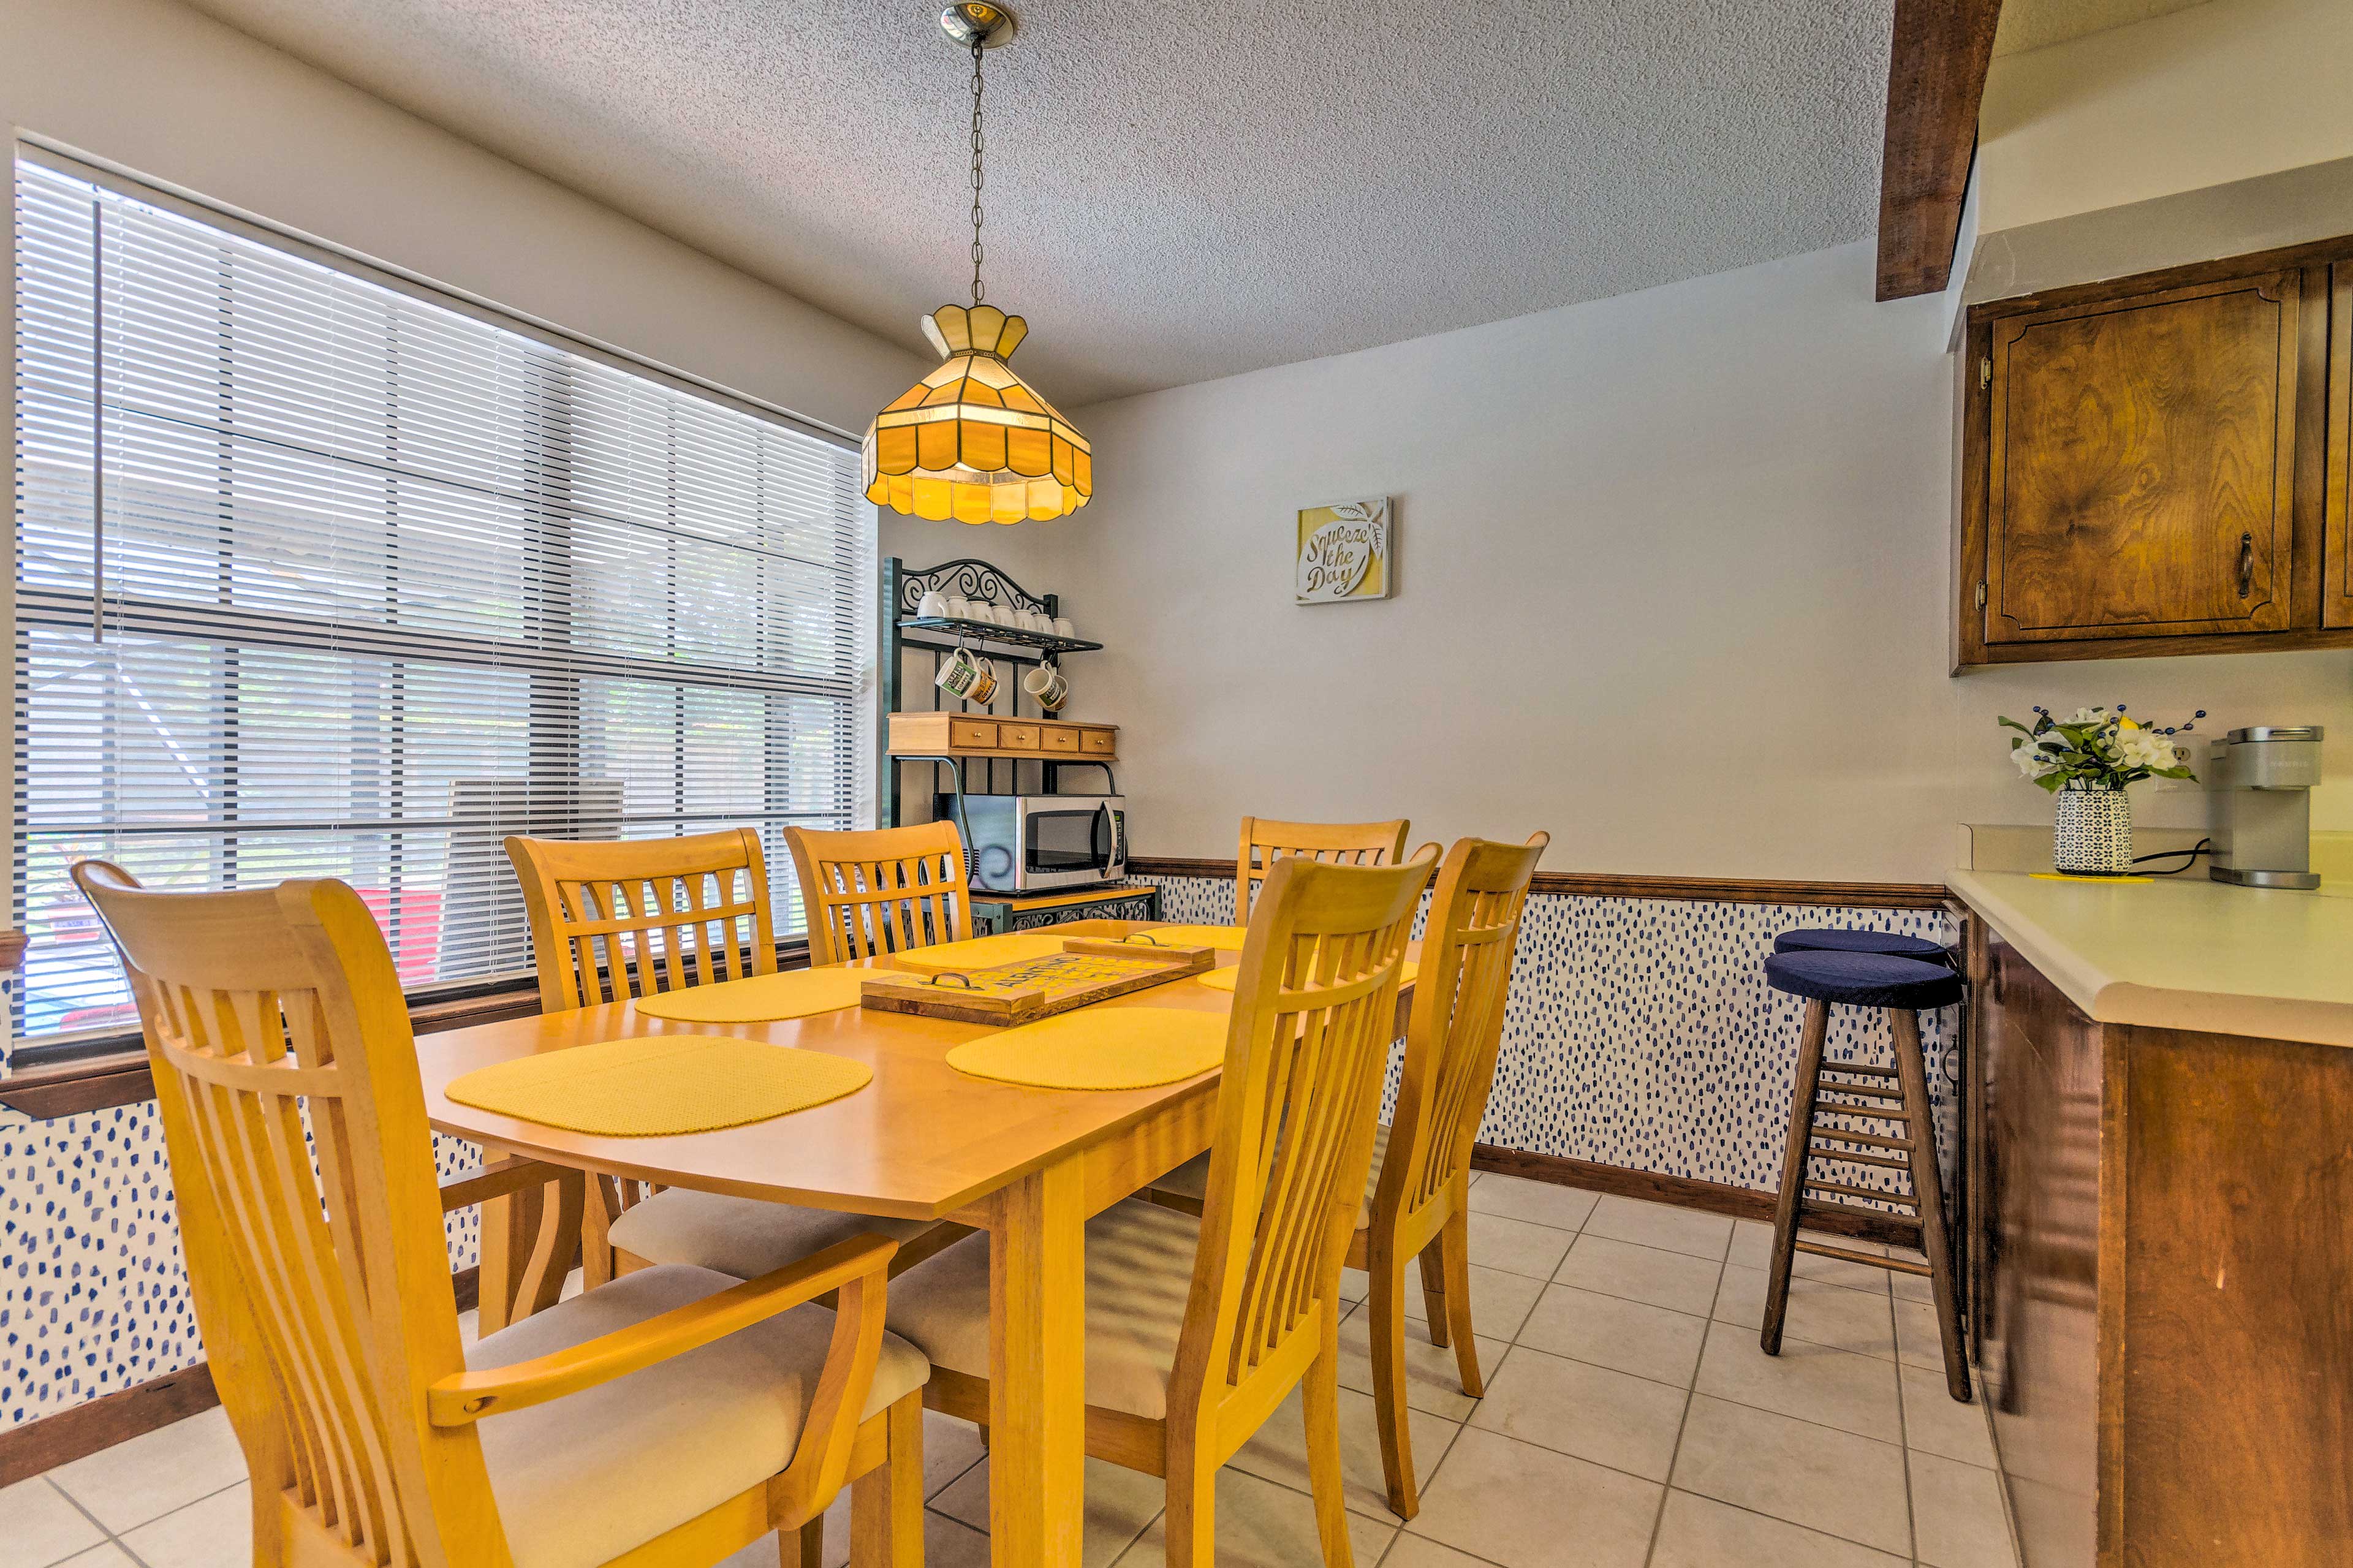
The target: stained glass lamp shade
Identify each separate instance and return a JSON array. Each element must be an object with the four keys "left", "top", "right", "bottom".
[{"left": 863, "top": 303, "right": 1092, "bottom": 523}]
